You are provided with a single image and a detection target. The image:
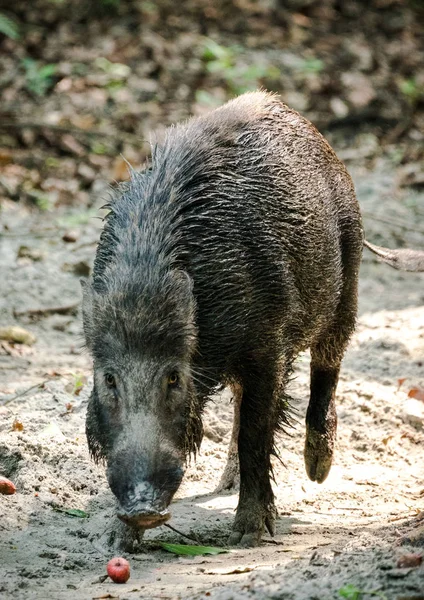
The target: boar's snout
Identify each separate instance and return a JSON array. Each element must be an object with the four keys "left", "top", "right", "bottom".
[
  {"left": 117, "top": 502, "right": 171, "bottom": 528},
  {"left": 107, "top": 449, "right": 184, "bottom": 529}
]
